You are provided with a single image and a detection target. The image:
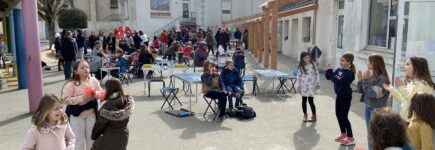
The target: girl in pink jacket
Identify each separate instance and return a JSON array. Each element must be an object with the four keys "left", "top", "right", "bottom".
[{"left": 22, "top": 94, "right": 76, "bottom": 150}]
